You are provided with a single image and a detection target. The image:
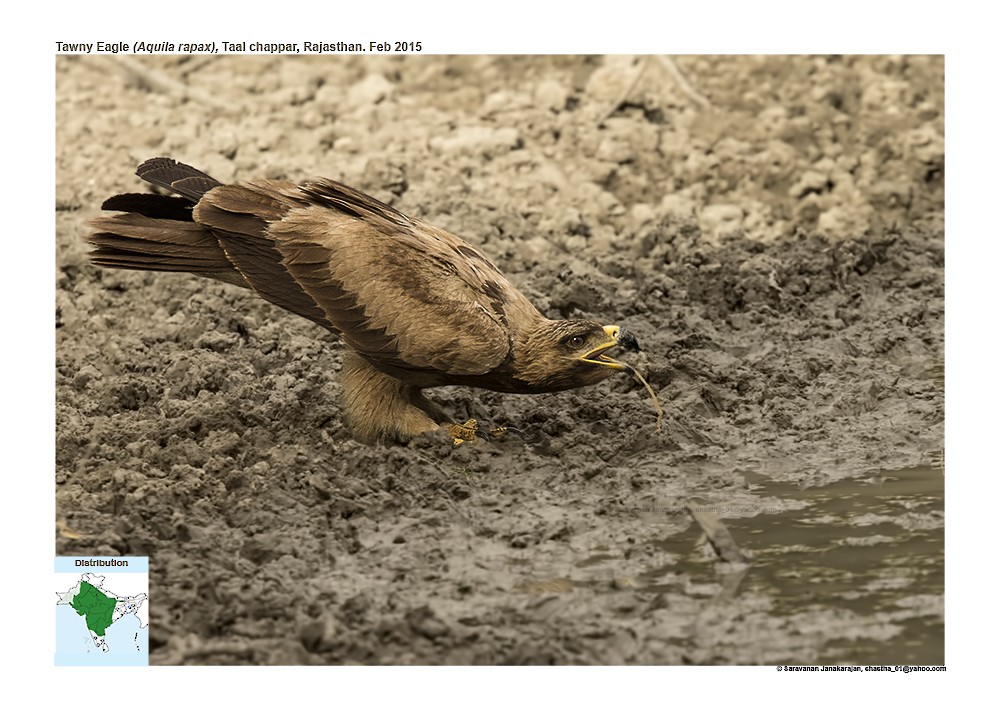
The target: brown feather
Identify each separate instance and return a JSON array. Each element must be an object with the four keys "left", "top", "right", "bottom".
[
  {"left": 101, "top": 193, "right": 193, "bottom": 221},
  {"left": 137, "top": 157, "right": 221, "bottom": 202},
  {"left": 89, "top": 214, "right": 232, "bottom": 273},
  {"left": 191, "top": 185, "right": 335, "bottom": 331}
]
